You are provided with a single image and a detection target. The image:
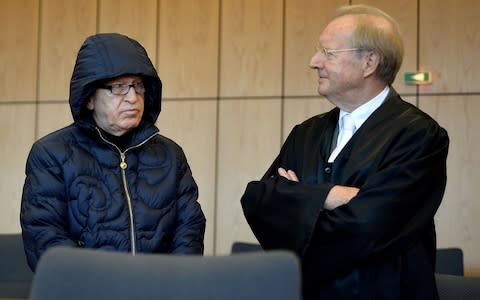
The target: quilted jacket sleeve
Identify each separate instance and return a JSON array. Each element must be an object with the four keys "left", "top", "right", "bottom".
[
  {"left": 170, "top": 149, "right": 206, "bottom": 254},
  {"left": 20, "top": 141, "right": 78, "bottom": 272}
]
